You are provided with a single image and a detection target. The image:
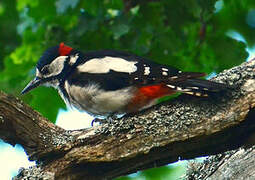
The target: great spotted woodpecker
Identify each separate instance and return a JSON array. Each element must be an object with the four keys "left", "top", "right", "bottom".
[{"left": 22, "top": 43, "right": 228, "bottom": 117}]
